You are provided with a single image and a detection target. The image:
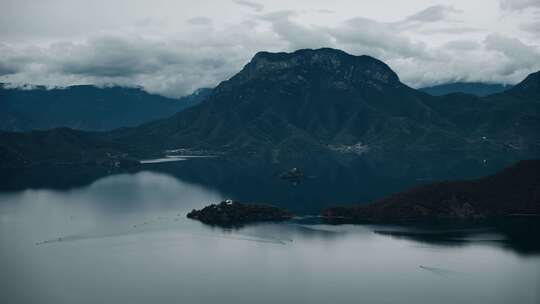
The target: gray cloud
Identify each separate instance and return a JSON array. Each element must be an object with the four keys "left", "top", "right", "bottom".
[
  {"left": 0, "top": 44, "right": 42, "bottom": 76},
  {"left": 392, "top": 5, "right": 470, "bottom": 35},
  {"left": 500, "top": 0, "right": 540, "bottom": 11},
  {"left": 417, "top": 26, "right": 482, "bottom": 34},
  {"left": 316, "top": 9, "right": 334, "bottom": 14},
  {"left": 234, "top": 0, "right": 264, "bottom": 12},
  {"left": 188, "top": 17, "right": 213, "bottom": 26},
  {"left": 0, "top": 26, "right": 283, "bottom": 97},
  {"left": 0, "top": 62, "right": 18, "bottom": 76},
  {"left": 330, "top": 17, "right": 427, "bottom": 59},
  {"left": 443, "top": 39, "right": 482, "bottom": 50},
  {"left": 260, "top": 11, "right": 332, "bottom": 50},
  {"left": 0, "top": 2, "right": 539, "bottom": 97},
  {"left": 484, "top": 33, "right": 540, "bottom": 75},
  {"left": 394, "top": 33, "right": 540, "bottom": 87},
  {"left": 403, "top": 5, "right": 462, "bottom": 23},
  {"left": 520, "top": 20, "right": 540, "bottom": 35},
  {"left": 54, "top": 38, "right": 173, "bottom": 77}
]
